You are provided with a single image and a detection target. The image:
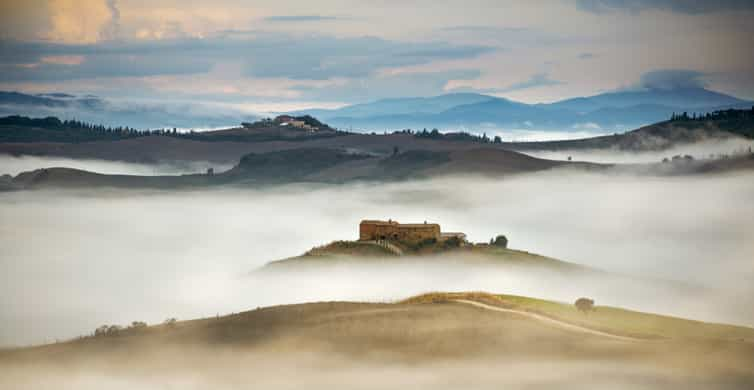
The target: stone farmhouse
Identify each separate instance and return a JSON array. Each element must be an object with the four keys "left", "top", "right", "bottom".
[{"left": 359, "top": 219, "right": 466, "bottom": 244}]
